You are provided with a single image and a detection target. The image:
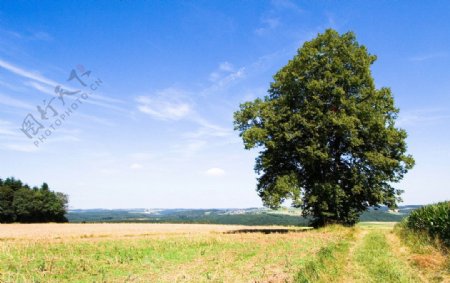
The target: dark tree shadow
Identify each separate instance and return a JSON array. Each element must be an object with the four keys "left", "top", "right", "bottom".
[{"left": 224, "top": 228, "right": 310, "bottom": 234}]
